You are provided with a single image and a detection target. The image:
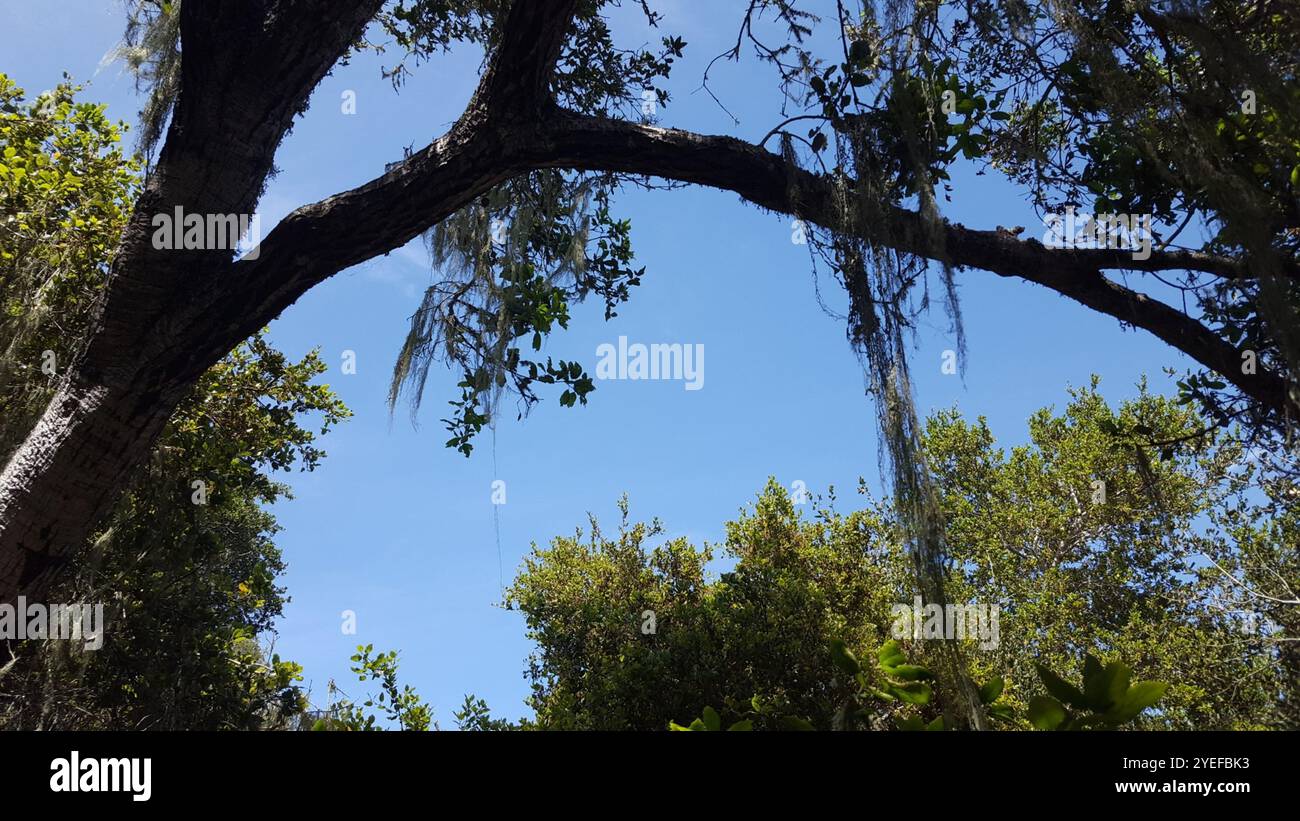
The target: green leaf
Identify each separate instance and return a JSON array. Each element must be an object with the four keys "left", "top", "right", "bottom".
[
  {"left": 895, "top": 715, "right": 925, "bottom": 731},
  {"left": 886, "top": 663, "right": 934, "bottom": 681},
  {"left": 925, "top": 716, "right": 945, "bottom": 731},
  {"left": 877, "top": 639, "right": 906, "bottom": 669},
  {"left": 1085, "top": 662, "right": 1131, "bottom": 711},
  {"left": 1028, "top": 696, "right": 1067, "bottom": 730},
  {"left": 777, "top": 716, "right": 816, "bottom": 731},
  {"left": 1035, "top": 663, "right": 1089, "bottom": 709},
  {"left": 727, "top": 719, "right": 754, "bottom": 731},
  {"left": 987, "top": 703, "right": 1016, "bottom": 722},
  {"left": 1105, "top": 682, "right": 1168, "bottom": 724},
  {"left": 888, "top": 681, "right": 932, "bottom": 705},
  {"left": 1083, "top": 654, "right": 1103, "bottom": 686},
  {"left": 829, "top": 638, "right": 861, "bottom": 675},
  {"left": 979, "top": 677, "right": 1005, "bottom": 704},
  {"left": 701, "top": 706, "right": 722, "bottom": 731},
  {"left": 1082, "top": 655, "right": 1108, "bottom": 709}
]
